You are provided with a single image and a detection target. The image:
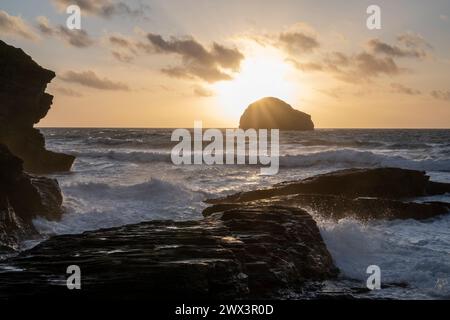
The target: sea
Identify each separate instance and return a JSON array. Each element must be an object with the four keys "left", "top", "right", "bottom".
[{"left": 21, "top": 129, "right": 450, "bottom": 299}]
